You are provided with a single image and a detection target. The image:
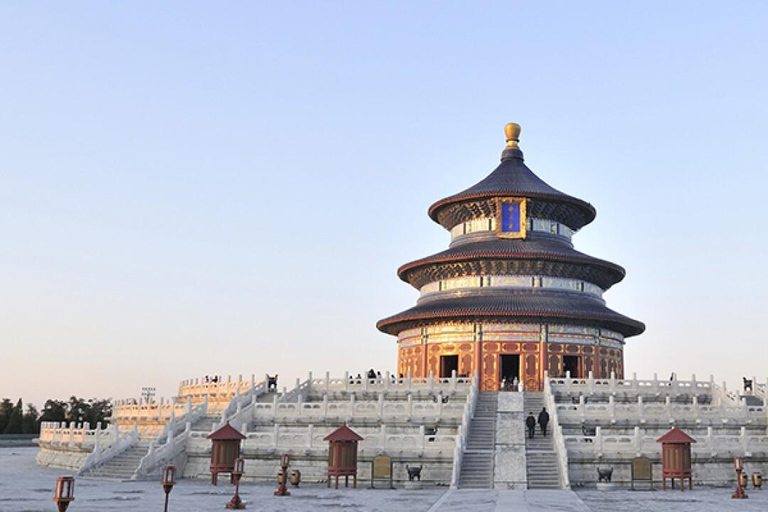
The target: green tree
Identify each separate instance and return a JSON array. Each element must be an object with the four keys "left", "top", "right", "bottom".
[
  {"left": 66, "top": 396, "right": 90, "bottom": 424},
  {"left": 22, "top": 404, "right": 39, "bottom": 434},
  {"left": 85, "top": 399, "right": 112, "bottom": 427},
  {"left": 3, "top": 399, "right": 23, "bottom": 434},
  {"left": 38, "top": 399, "right": 67, "bottom": 424},
  {"left": 0, "top": 398, "right": 13, "bottom": 433}
]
